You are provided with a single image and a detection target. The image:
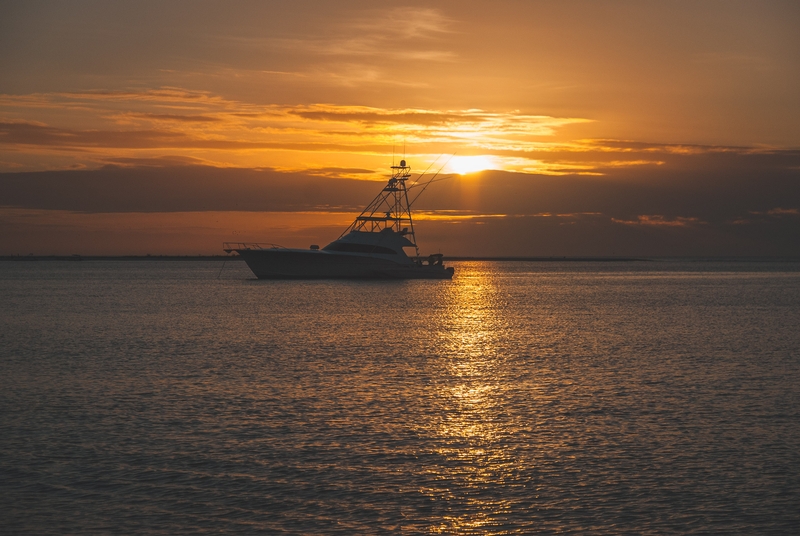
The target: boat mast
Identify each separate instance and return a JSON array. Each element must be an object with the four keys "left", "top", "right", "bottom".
[{"left": 340, "top": 160, "right": 420, "bottom": 256}]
